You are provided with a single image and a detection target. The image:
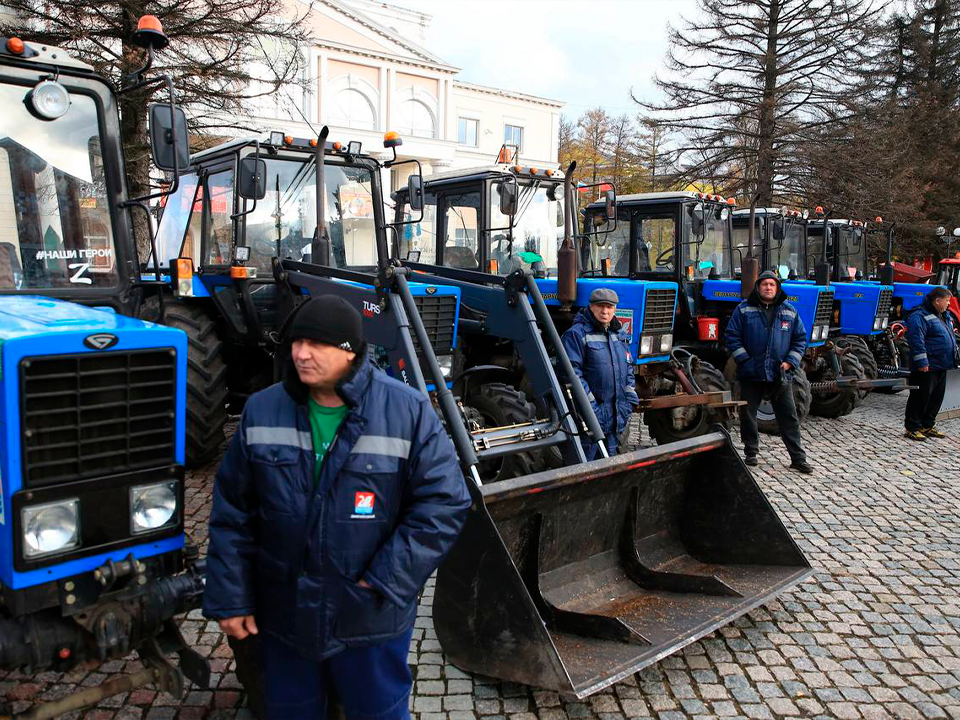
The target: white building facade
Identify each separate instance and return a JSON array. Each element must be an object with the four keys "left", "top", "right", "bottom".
[{"left": 243, "top": 0, "right": 562, "bottom": 190}]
